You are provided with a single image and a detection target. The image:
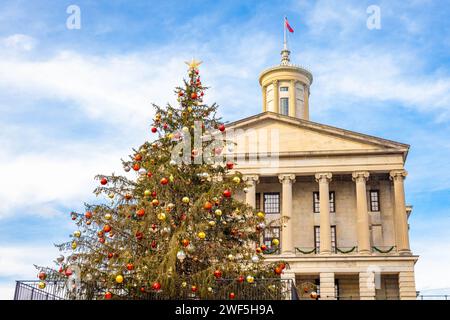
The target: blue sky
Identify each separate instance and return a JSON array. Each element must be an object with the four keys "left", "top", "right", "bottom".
[{"left": 0, "top": 0, "right": 449, "bottom": 299}]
